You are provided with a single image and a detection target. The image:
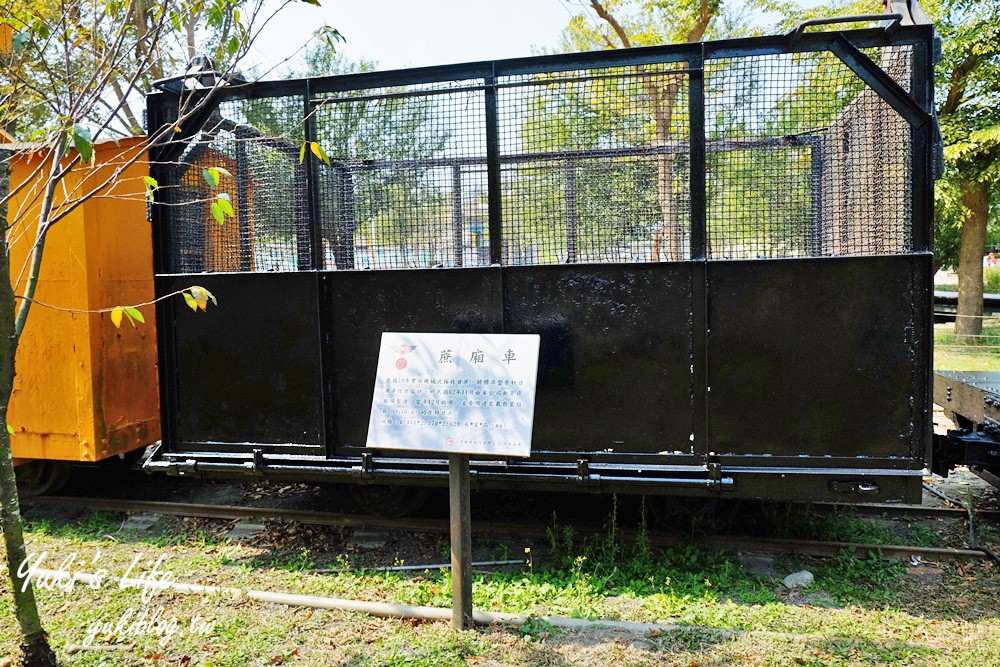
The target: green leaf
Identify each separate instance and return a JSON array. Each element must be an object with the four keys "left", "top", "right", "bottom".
[
  {"left": 143, "top": 175, "right": 158, "bottom": 201},
  {"left": 203, "top": 168, "right": 219, "bottom": 188},
  {"left": 216, "top": 196, "right": 235, "bottom": 217},
  {"left": 315, "top": 25, "right": 344, "bottom": 50},
  {"left": 183, "top": 292, "right": 198, "bottom": 312},
  {"left": 73, "top": 124, "right": 94, "bottom": 164},
  {"left": 299, "top": 142, "right": 307, "bottom": 164},
  {"left": 210, "top": 201, "right": 224, "bottom": 223},
  {"left": 300, "top": 0, "right": 322, "bottom": 6},
  {"left": 6, "top": 424, "right": 14, "bottom": 436},
  {"left": 12, "top": 31, "right": 30, "bottom": 52},
  {"left": 124, "top": 307, "right": 145, "bottom": 324},
  {"left": 214, "top": 166, "right": 233, "bottom": 179}
]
